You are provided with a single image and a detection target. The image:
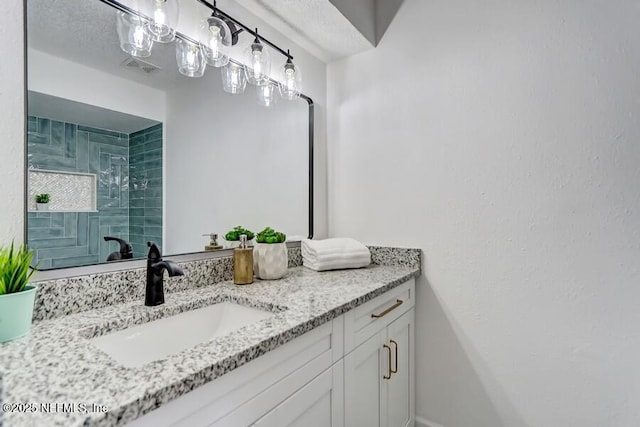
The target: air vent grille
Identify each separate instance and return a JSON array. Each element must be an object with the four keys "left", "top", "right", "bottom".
[{"left": 120, "top": 57, "right": 161, "bottom": 74}]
